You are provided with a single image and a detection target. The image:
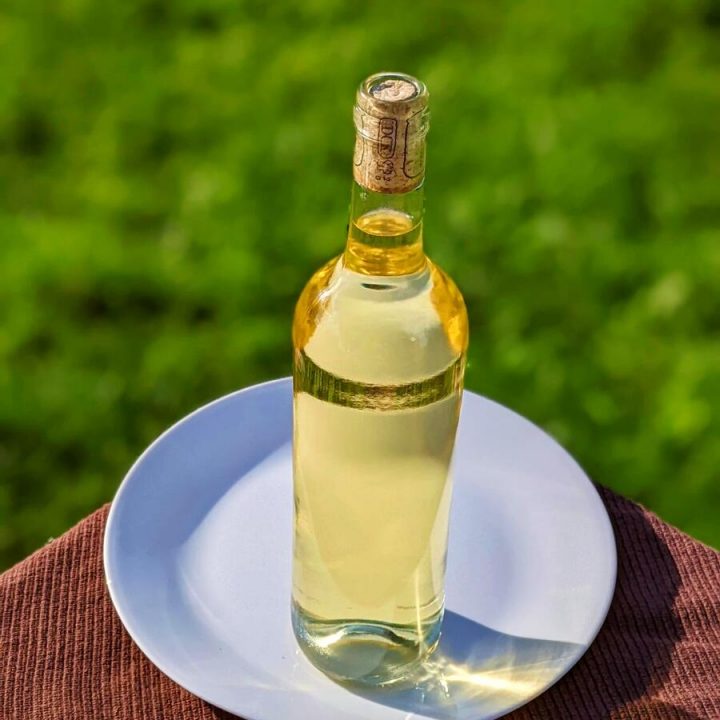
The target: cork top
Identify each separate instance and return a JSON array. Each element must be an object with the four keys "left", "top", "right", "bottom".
[
  {"left": 353, "top": 72, "right": 430, "bottom": 194},
  {"left": 369, "top": 77, "right": 418, "bottom": 102}
]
